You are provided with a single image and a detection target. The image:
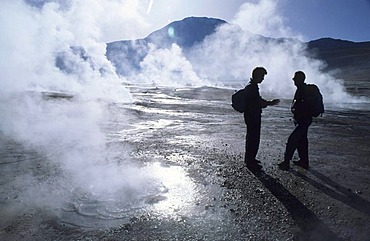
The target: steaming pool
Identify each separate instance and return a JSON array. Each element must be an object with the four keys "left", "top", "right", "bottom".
[
  {"left": 0, "top": 87, "right": 236, "bottom": 233},
  {"left": 59, "top": 162, "right": 197, "bottom": 228}
]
